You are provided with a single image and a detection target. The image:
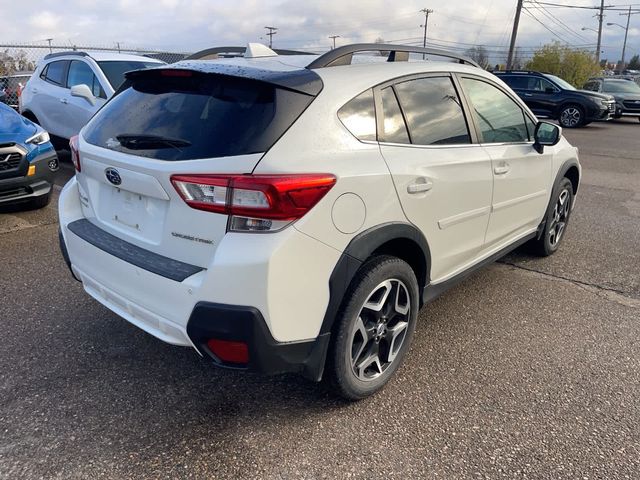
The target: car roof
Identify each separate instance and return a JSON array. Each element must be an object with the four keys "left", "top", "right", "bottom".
[{"left": 44, "top": 51, "right": 164, "bottom": 63}]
